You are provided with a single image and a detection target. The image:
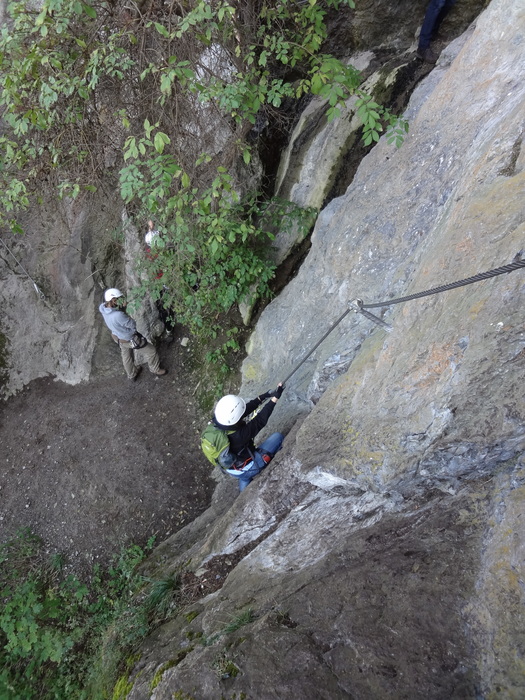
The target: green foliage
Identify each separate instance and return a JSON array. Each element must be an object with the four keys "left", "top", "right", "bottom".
[
  {"left": 185, "top": 610, "right": 200, "bottom": 623},
  {"left": 201, "top": 608, "right": 256, "bottom": 647},
  {"left": 0, "top": 529, "right": 155, "bottom": 700},
  {"left": 0, "top": 0, "right": 136, "bottom": 227},
  {"left": 144, "top": 574, "right": 181, "bottom": 619},
  {"left": 221, "top": 609, "right": 255, "bottom": 635},
  {"left": 0, "top": 0, "right": 406, "bottom": 360},
  {"left": 356, "top": 94, "right": 409, "bottom": 147},
  {"left": 123, "top": 119, "right": 318, "bottom": 348},
  {"left": 0, "top": 0, "right": 389, "bottom": 228},
  {"left": 212, "top": 652, "right": 240, "bottom": 679},
  {"left": 203, "top": 327, "right": 241, "bottom": 393},
  {"left": 125, "top": 160, "right": 304, "bottom": 343}
]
